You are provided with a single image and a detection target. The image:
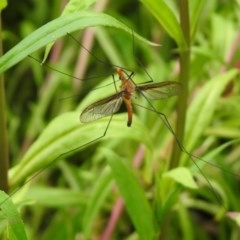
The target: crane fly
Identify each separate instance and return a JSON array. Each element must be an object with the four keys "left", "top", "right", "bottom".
[
  {"left": 80, "top": 68, "right": 181, "bottom": 126},
  {"left": 2, "top": 28, "right": 239, "bottom": 240}
]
